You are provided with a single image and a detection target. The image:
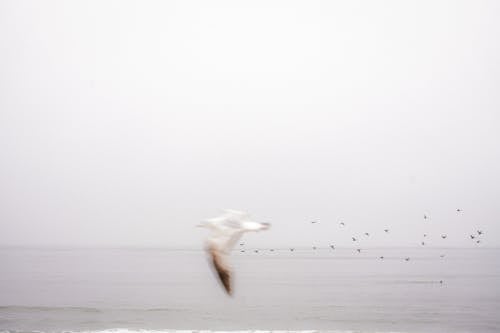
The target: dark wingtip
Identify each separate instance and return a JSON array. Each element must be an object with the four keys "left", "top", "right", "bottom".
[{"left": 209, "top": 247, "right": 233, "bottom": 296}]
